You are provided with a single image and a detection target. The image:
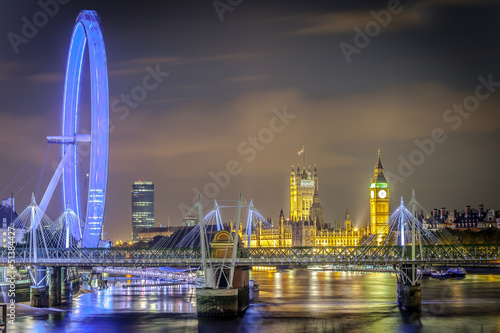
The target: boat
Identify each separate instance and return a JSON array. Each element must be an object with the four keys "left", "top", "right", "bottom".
[
  {"left": 418, "top": 268, "right": 432, "bottom": 276},
  {"left": 430, "top": 269, "right": 449, "bottom": 278},
  {"left": 446, "top": 267, "right": 467, "bottom": 277}
]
